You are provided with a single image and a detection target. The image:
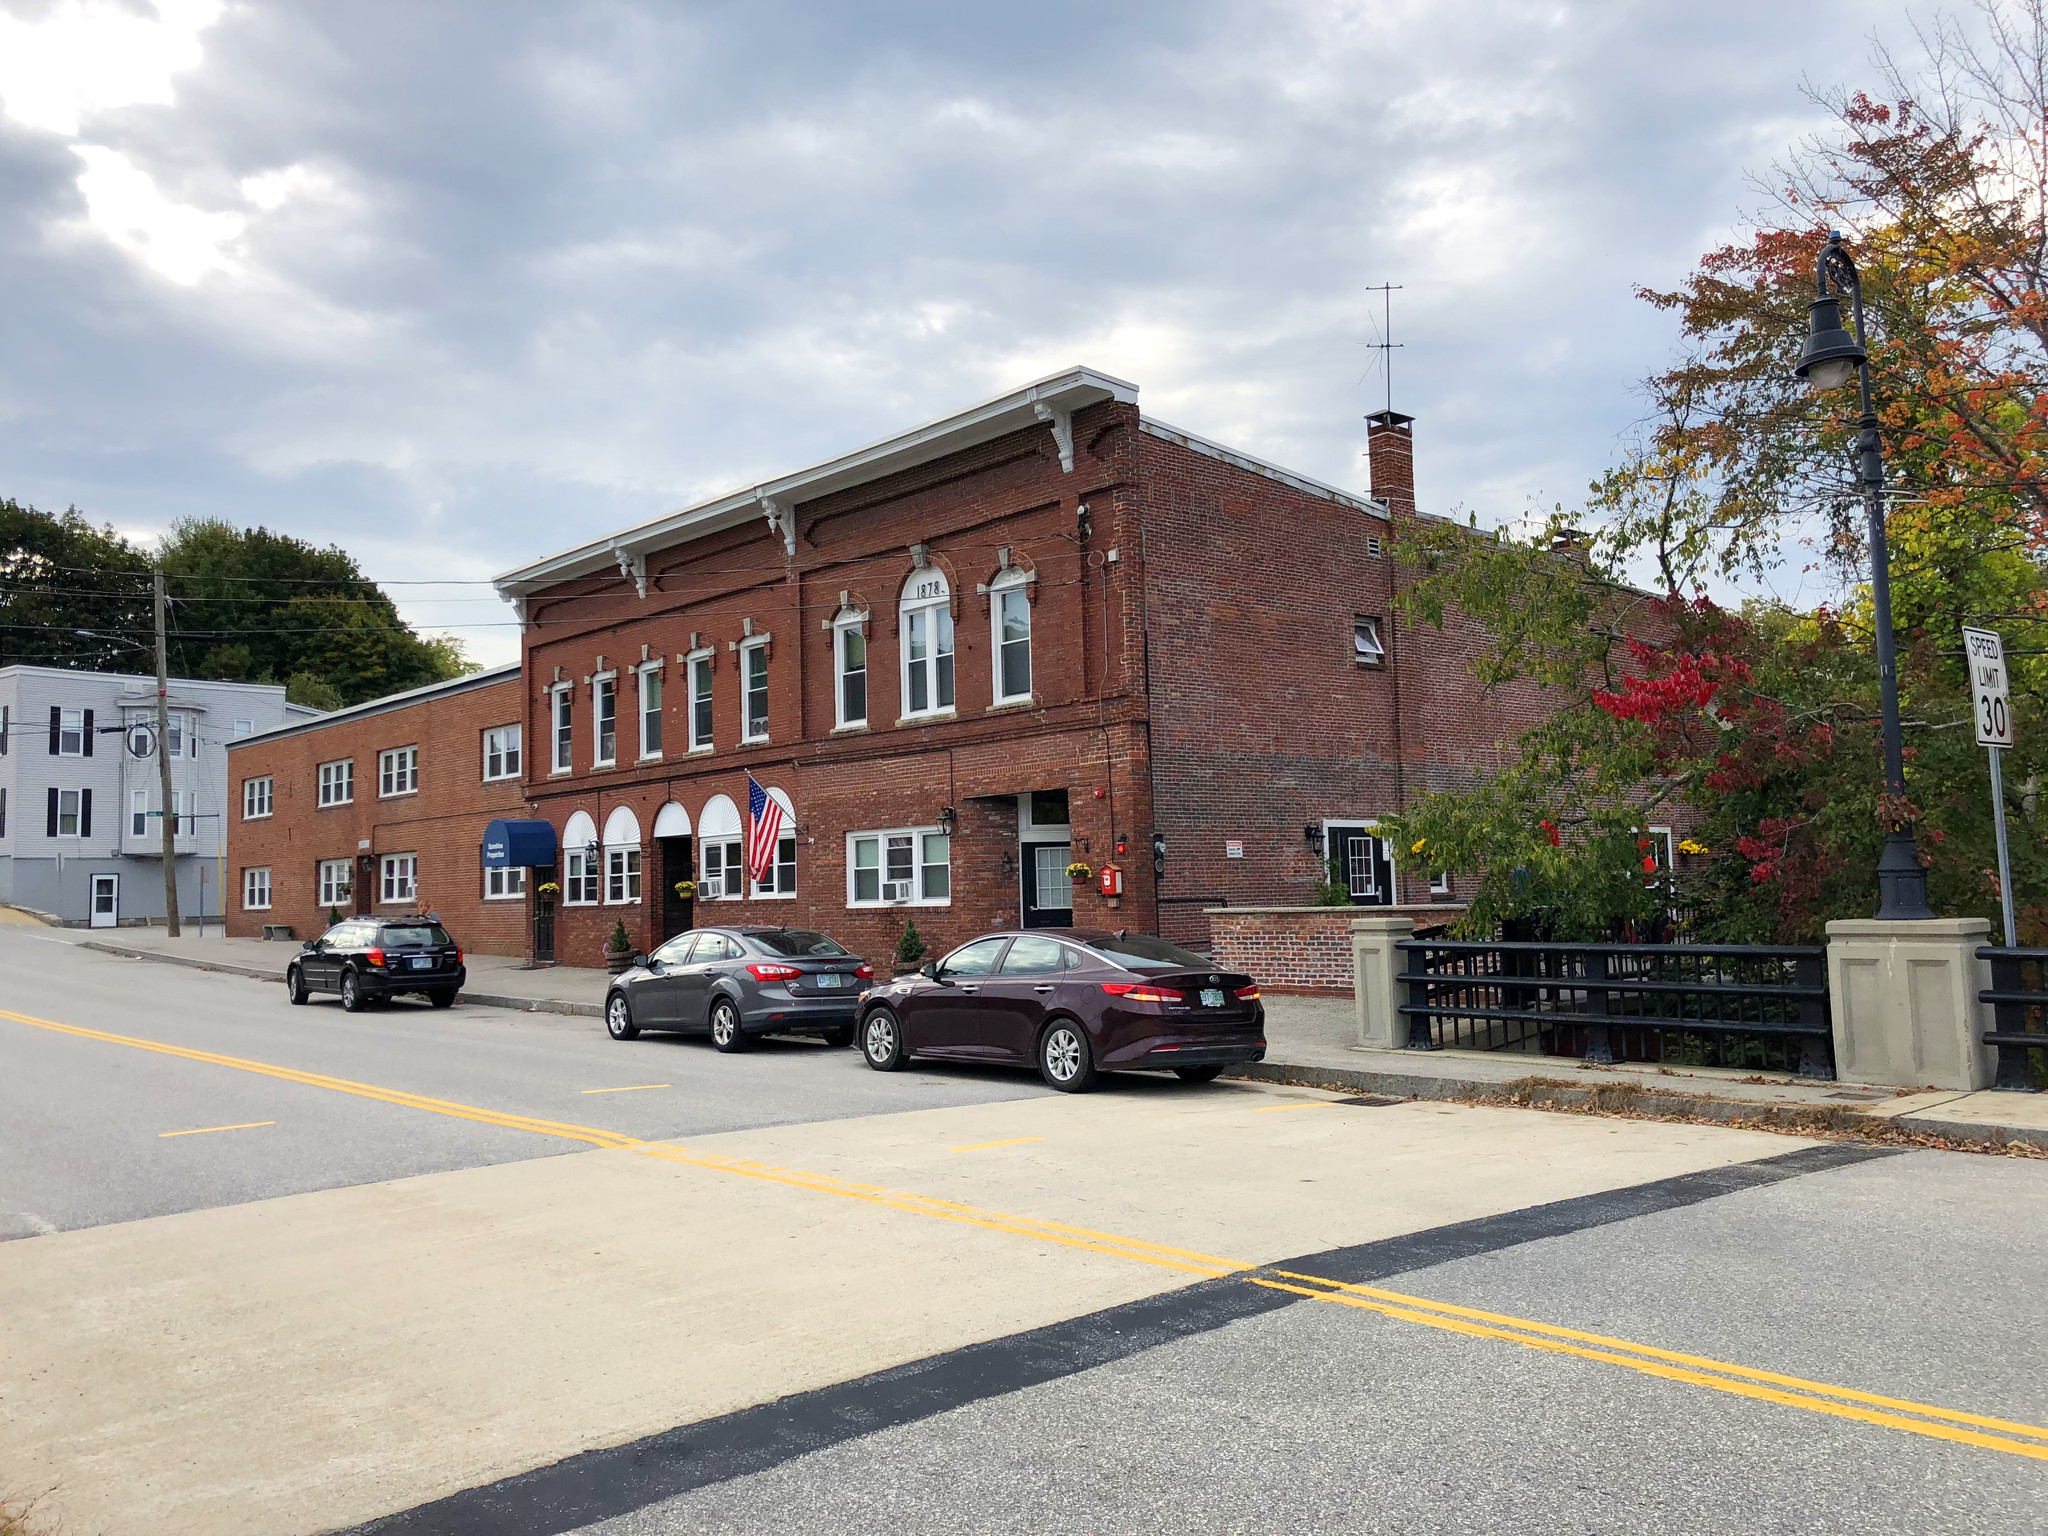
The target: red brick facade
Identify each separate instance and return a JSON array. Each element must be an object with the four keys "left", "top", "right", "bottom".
[
  {"left": 1206, "top": 905, "right": 1464, "bottom": 994},
  {"left": 224, "top": 668, "right": 532, "bottom": 952}
]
